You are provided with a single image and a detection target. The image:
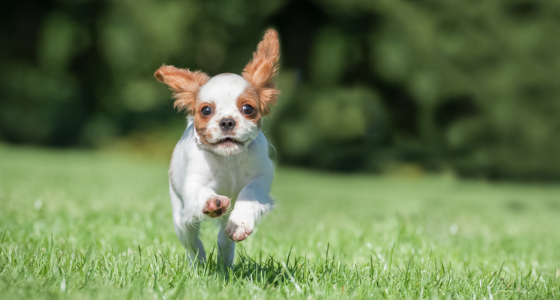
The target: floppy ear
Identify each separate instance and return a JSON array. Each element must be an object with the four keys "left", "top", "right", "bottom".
[
  {"left": 242, "top": 29, "right": 280, "bottom": 116},
  {"left": 154, "top": 65, "right": 210, "bottom": 114}
]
